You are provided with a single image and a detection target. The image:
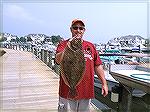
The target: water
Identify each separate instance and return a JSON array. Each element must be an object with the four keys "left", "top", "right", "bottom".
[{"left": 93, "top": 78, "right": 150, "bottom": 112}]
